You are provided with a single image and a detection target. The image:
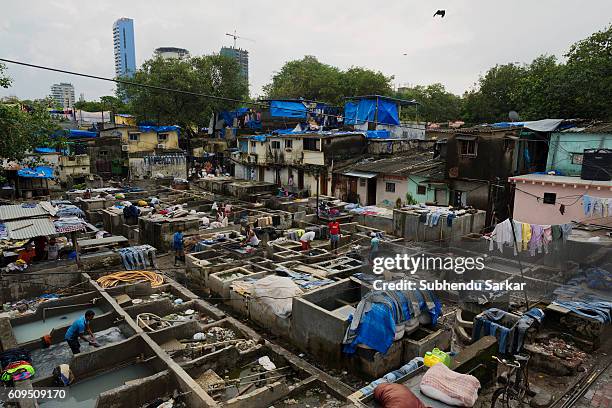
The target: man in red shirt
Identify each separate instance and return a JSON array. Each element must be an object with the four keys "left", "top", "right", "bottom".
[{"left": 328, "top": 219, "right": 340, "bottom": 253}]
